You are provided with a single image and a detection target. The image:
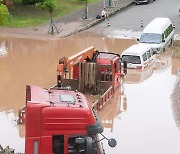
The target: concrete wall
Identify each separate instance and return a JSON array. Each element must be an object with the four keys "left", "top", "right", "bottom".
[{"left": 172, "top": 40, "right": 180, "bottom": 58}]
